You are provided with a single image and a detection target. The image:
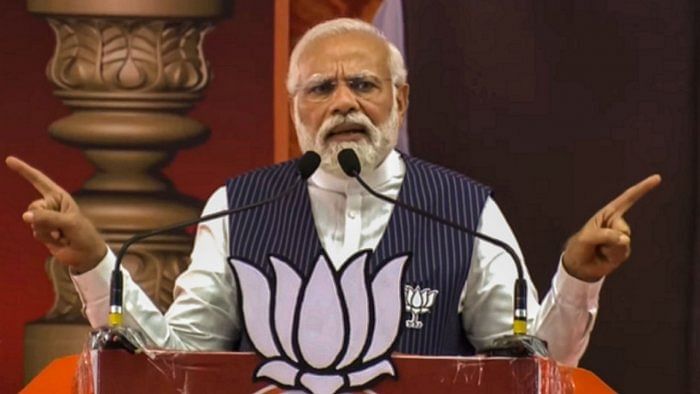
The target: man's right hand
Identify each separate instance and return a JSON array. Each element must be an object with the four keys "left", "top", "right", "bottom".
[{"left": 6, "top": 156, "right": 107, "bottom": 274}]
